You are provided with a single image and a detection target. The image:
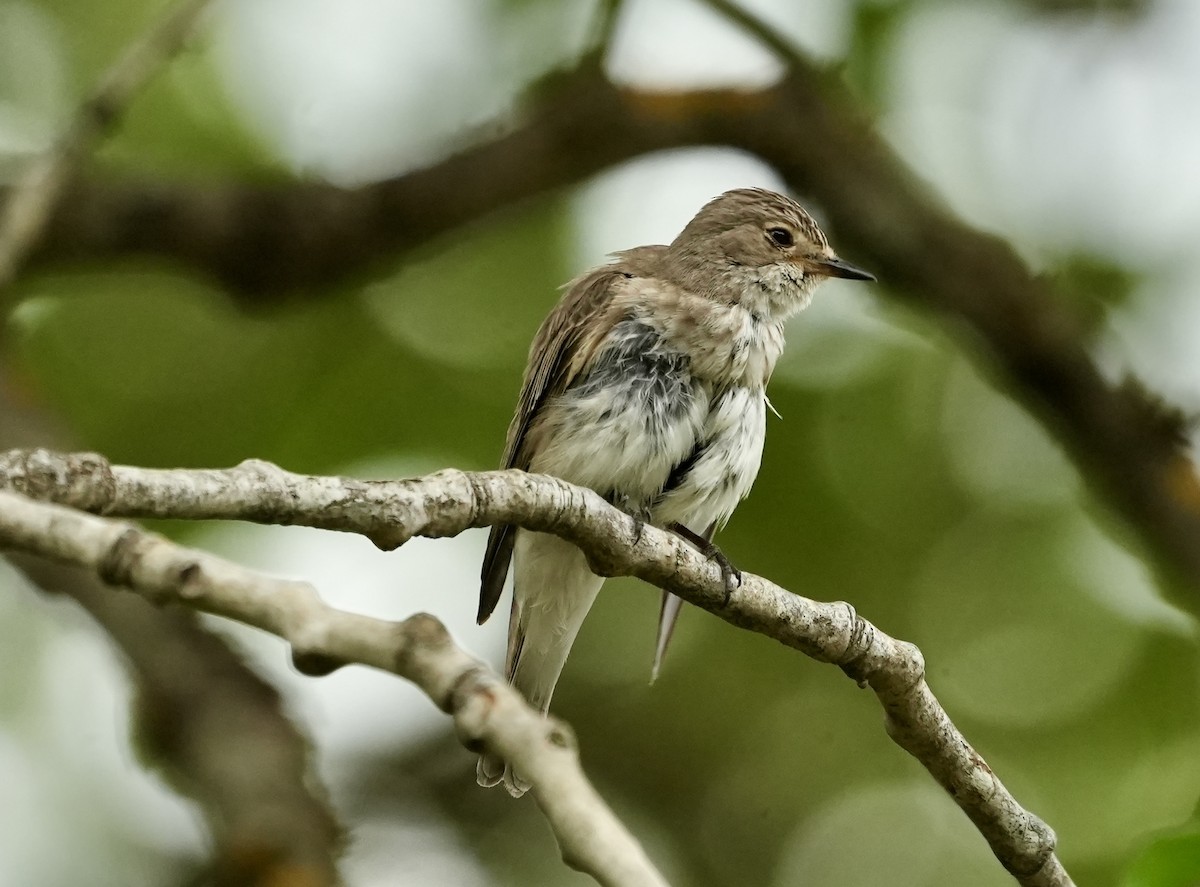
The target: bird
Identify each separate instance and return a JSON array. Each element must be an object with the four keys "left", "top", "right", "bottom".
[{"left": 475, "top": 187, "right": 874, "bottom": 796}]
